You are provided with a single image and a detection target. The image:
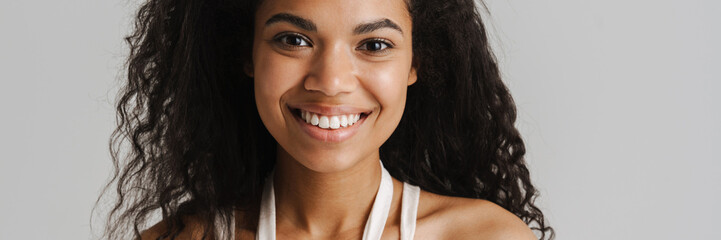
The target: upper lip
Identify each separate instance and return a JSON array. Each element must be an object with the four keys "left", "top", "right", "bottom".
[{"left": 287, "top": 103, "right": 373, "bottom": 116}]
